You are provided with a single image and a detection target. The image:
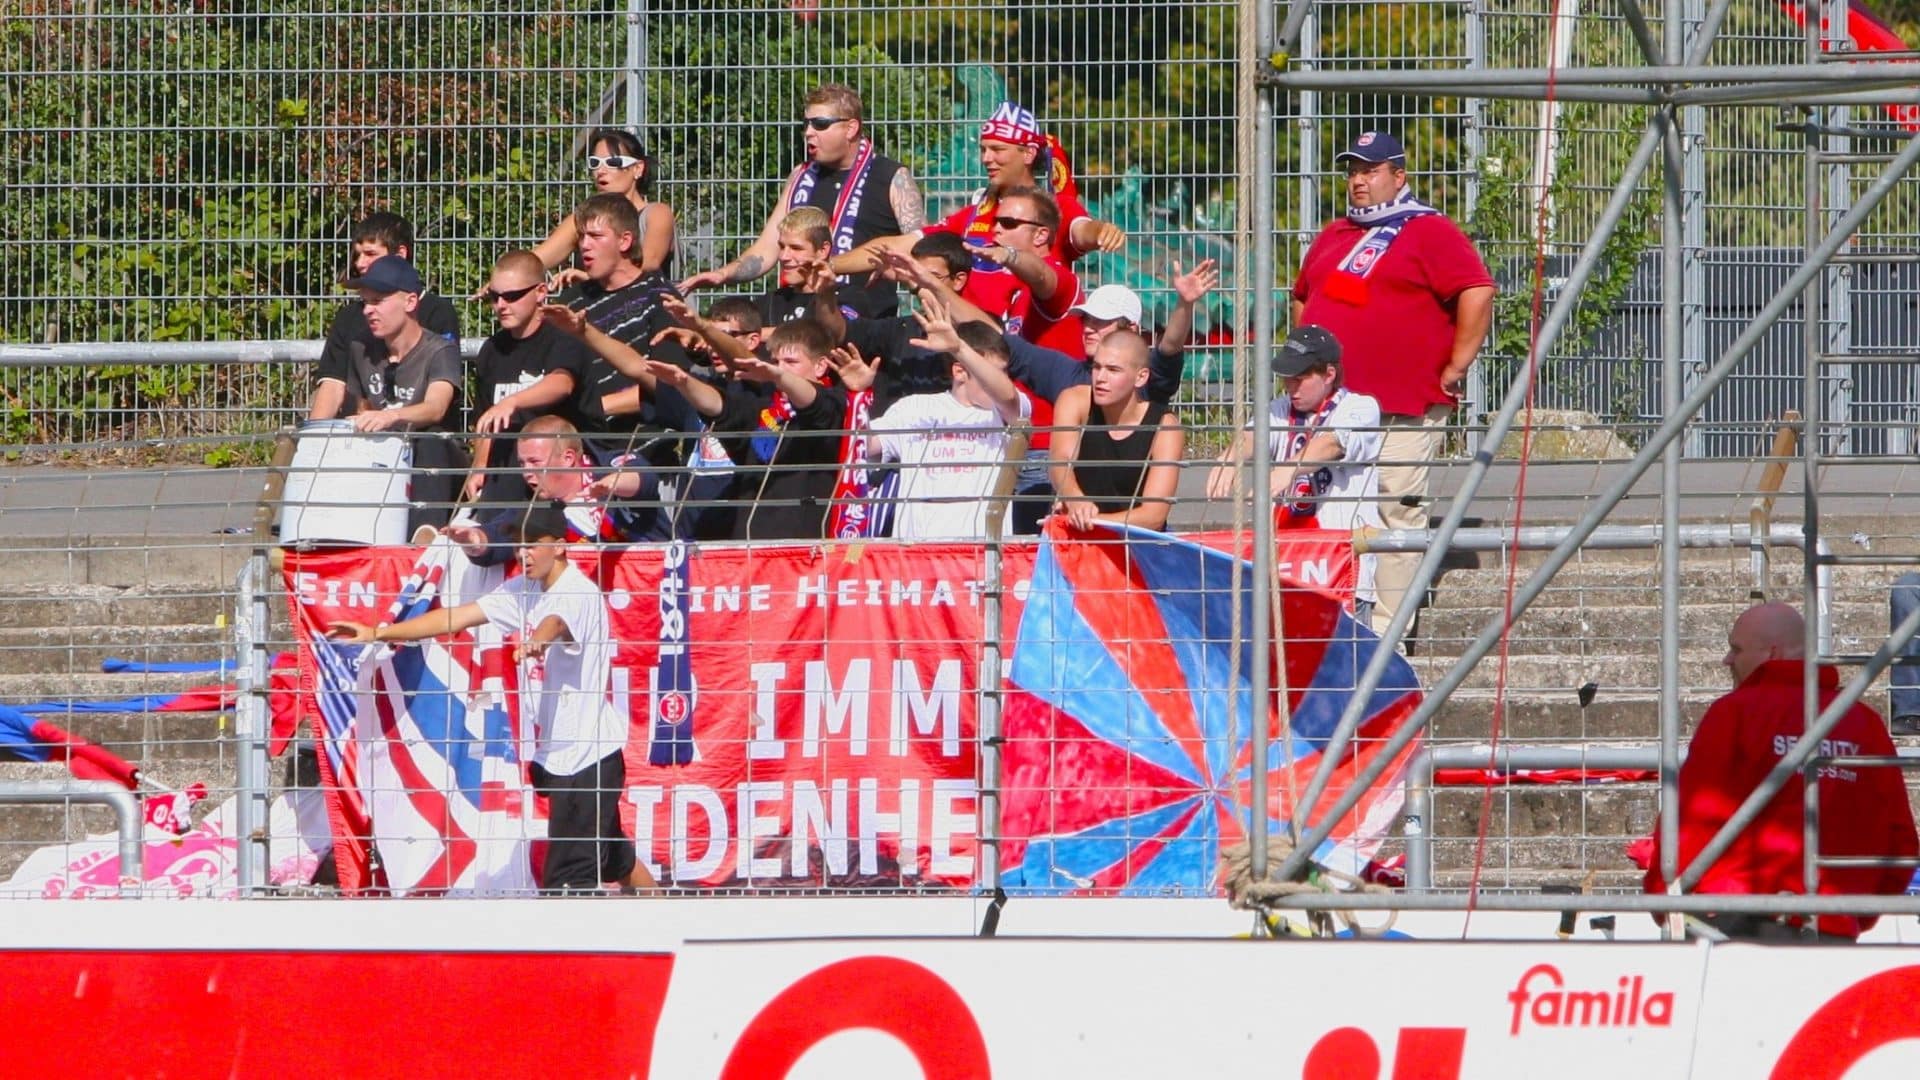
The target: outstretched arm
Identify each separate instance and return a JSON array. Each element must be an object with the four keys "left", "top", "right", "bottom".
[
  {"left": 680, "top": 169, "right": 802, "bottom": 292},
  {"left": 540, "top": 303, "right": 657, "bottom": 393},
  {"left": 328, "top": 600, "right": 489, "bottom": 644}
]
